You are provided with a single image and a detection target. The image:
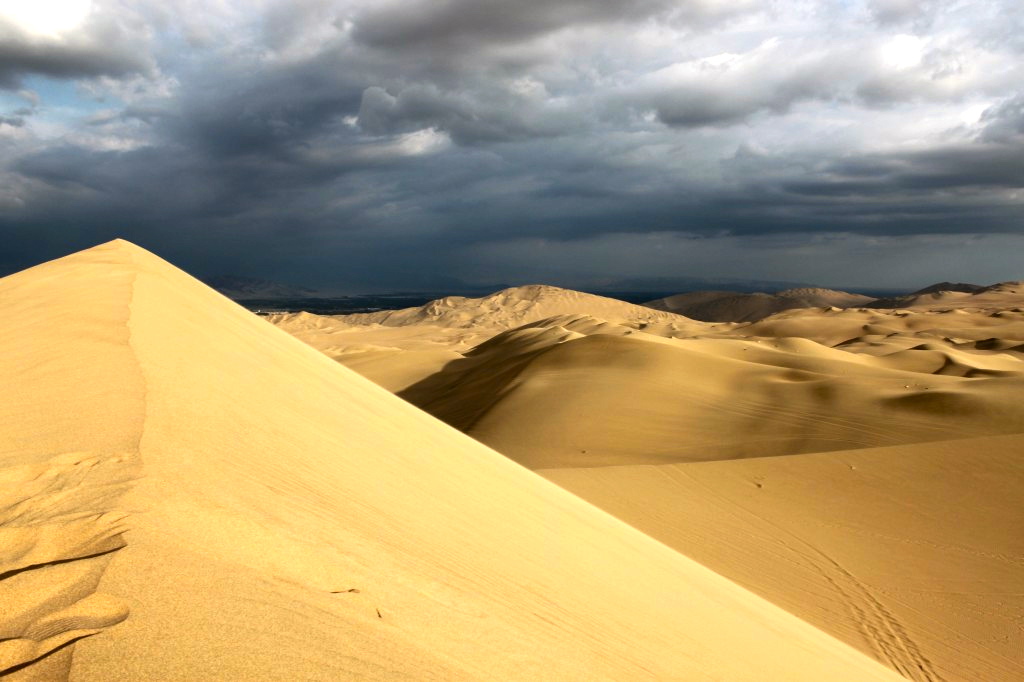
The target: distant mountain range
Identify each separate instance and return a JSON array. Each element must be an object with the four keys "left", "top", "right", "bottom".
[
  {"left": 204, "top": 275, "right": 321, "bottom": 299},
  {"left": 207, "top": 274, "right": 1022, "bottom": 323}
]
